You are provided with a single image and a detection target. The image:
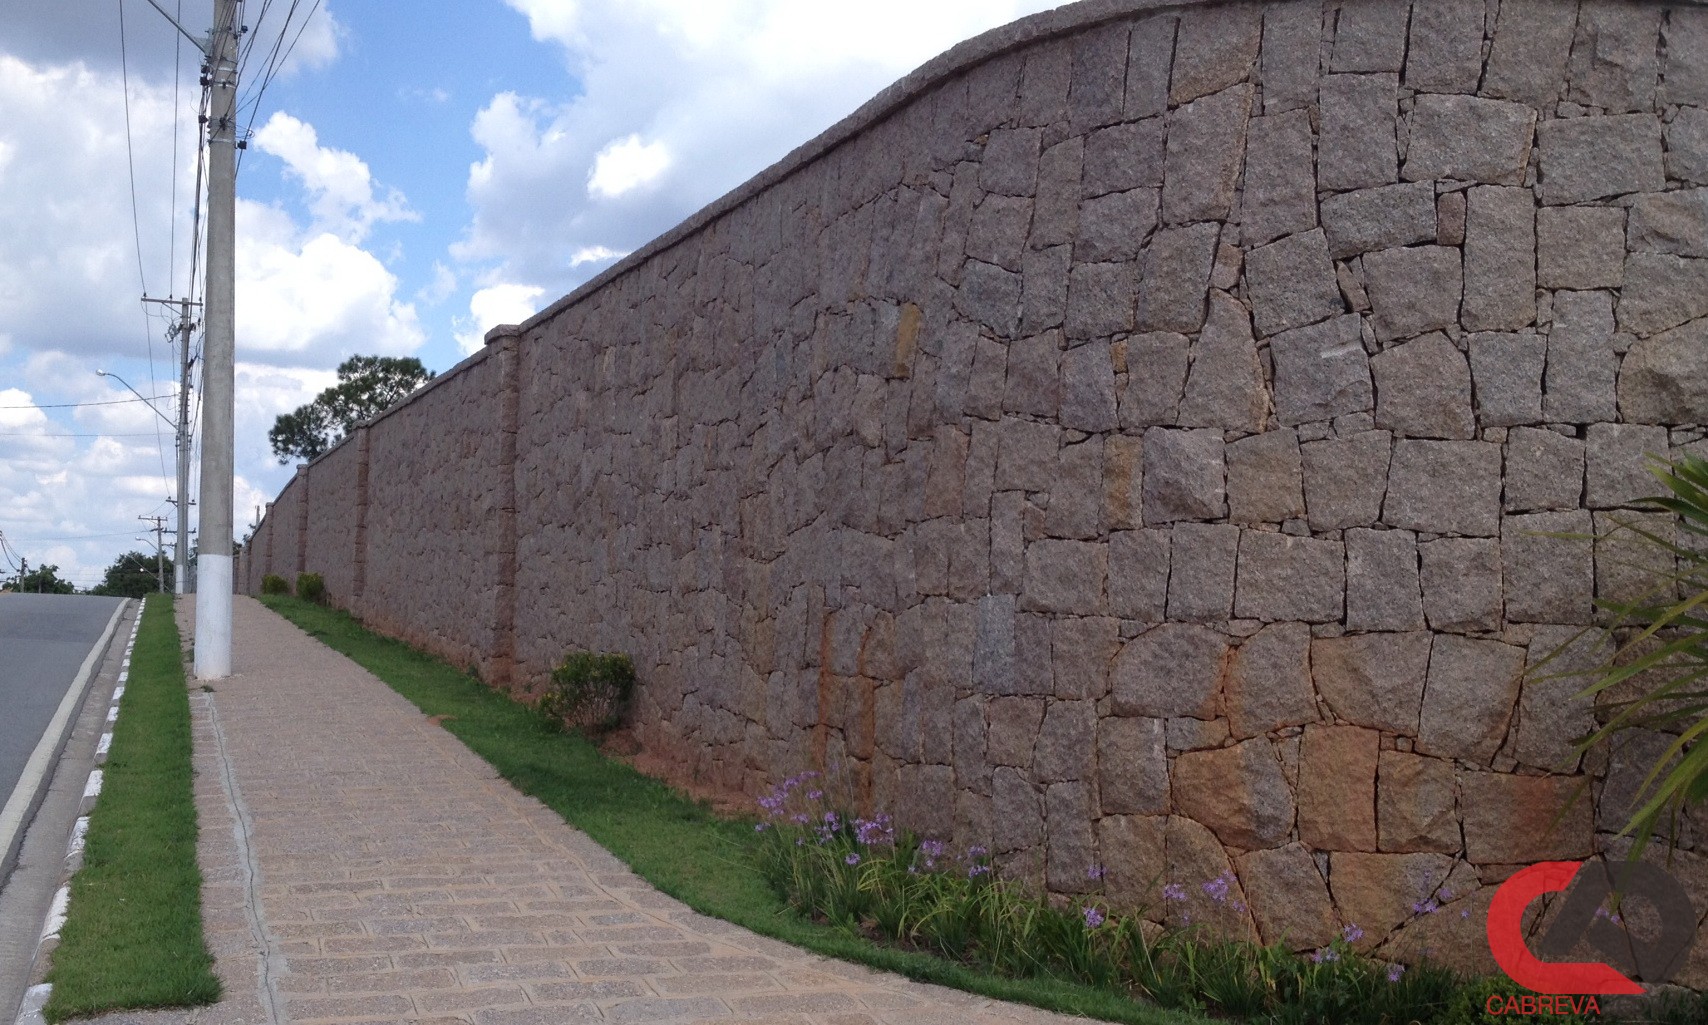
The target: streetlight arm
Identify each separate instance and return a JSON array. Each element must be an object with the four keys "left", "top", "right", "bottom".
[{"left": 95, "top": 370, "right": 176, "bottom": 431}]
